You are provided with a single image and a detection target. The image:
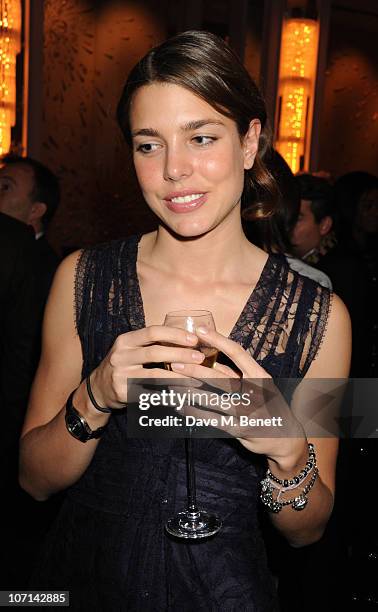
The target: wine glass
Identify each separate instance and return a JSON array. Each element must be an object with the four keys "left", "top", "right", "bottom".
[{"left": 163, "top": 310, "right": 222, "bottom": 539}]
